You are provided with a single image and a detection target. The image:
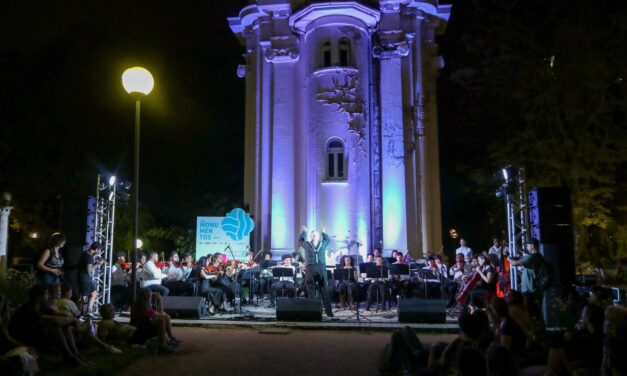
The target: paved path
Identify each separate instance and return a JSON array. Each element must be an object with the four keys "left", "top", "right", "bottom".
[{"left": 115, "top": 327, "right": 456, "bottom": 376}]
